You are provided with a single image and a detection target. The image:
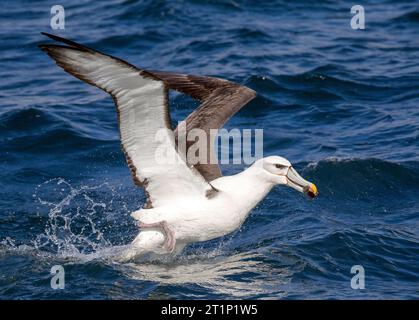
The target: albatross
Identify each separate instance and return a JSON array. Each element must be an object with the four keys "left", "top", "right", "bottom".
[{"left": 39, "top": 33, "right": 318, "bottom": 260}]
